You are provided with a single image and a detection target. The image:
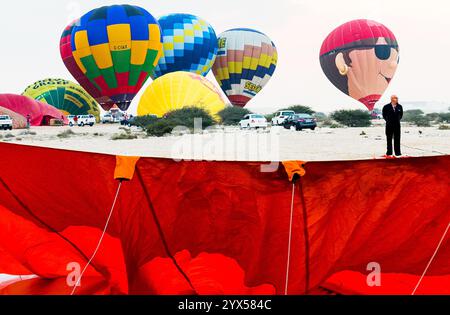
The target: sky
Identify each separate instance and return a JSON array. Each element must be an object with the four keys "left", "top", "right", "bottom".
[{"left": 1, "top": 0, "right": 450, "bottom": 114}]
